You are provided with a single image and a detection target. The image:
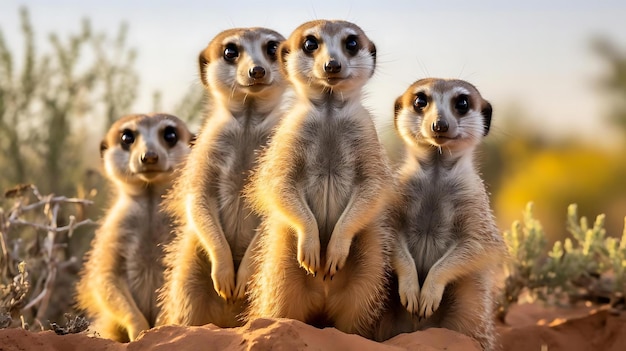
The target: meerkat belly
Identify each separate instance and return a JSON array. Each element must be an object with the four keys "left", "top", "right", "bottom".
[
  {"left": 216, "top": 129, "right": 268, "bottom": 264},
  {"left": 303, "top": 118, "right": 358, "bottom": 247},
  {"left": 122, "top": 202, "right": 170, "bottom": 321},
  {"left": 406, "top": 177, "right": 459, "bottom": 285}
]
